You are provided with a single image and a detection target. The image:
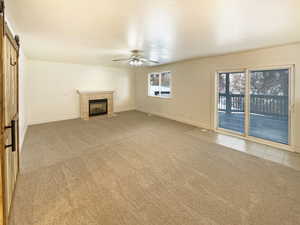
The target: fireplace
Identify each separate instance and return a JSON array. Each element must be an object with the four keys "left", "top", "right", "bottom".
[
  {"left": 77, "top": 90, "right": 114, "bottom": 120},
  {"left": 89, "top": 99, "right": 108, "bottom": 117}
]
